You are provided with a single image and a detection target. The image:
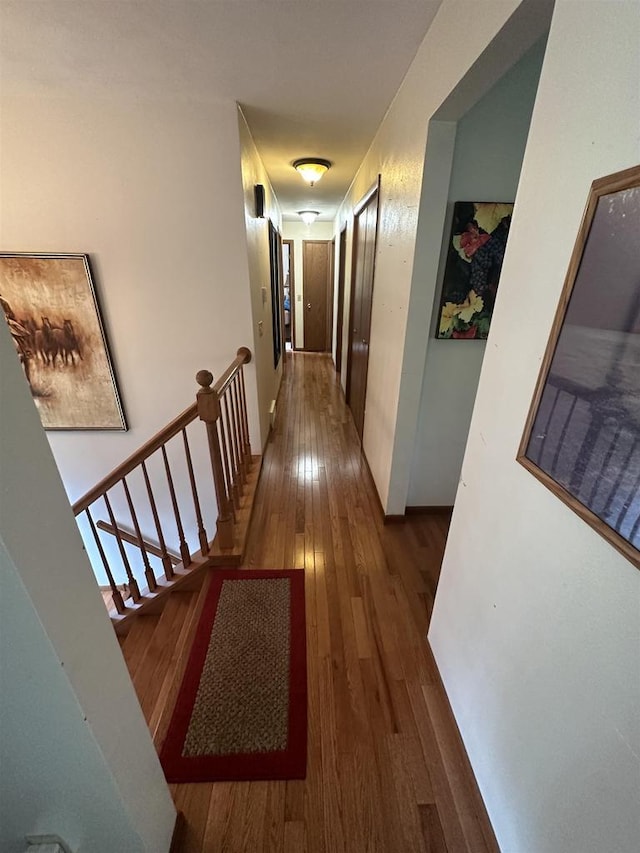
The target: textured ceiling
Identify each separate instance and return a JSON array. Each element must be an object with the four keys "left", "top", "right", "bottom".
[{"left": 0, "top": 1, "right": 443, "bottom": 220}]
